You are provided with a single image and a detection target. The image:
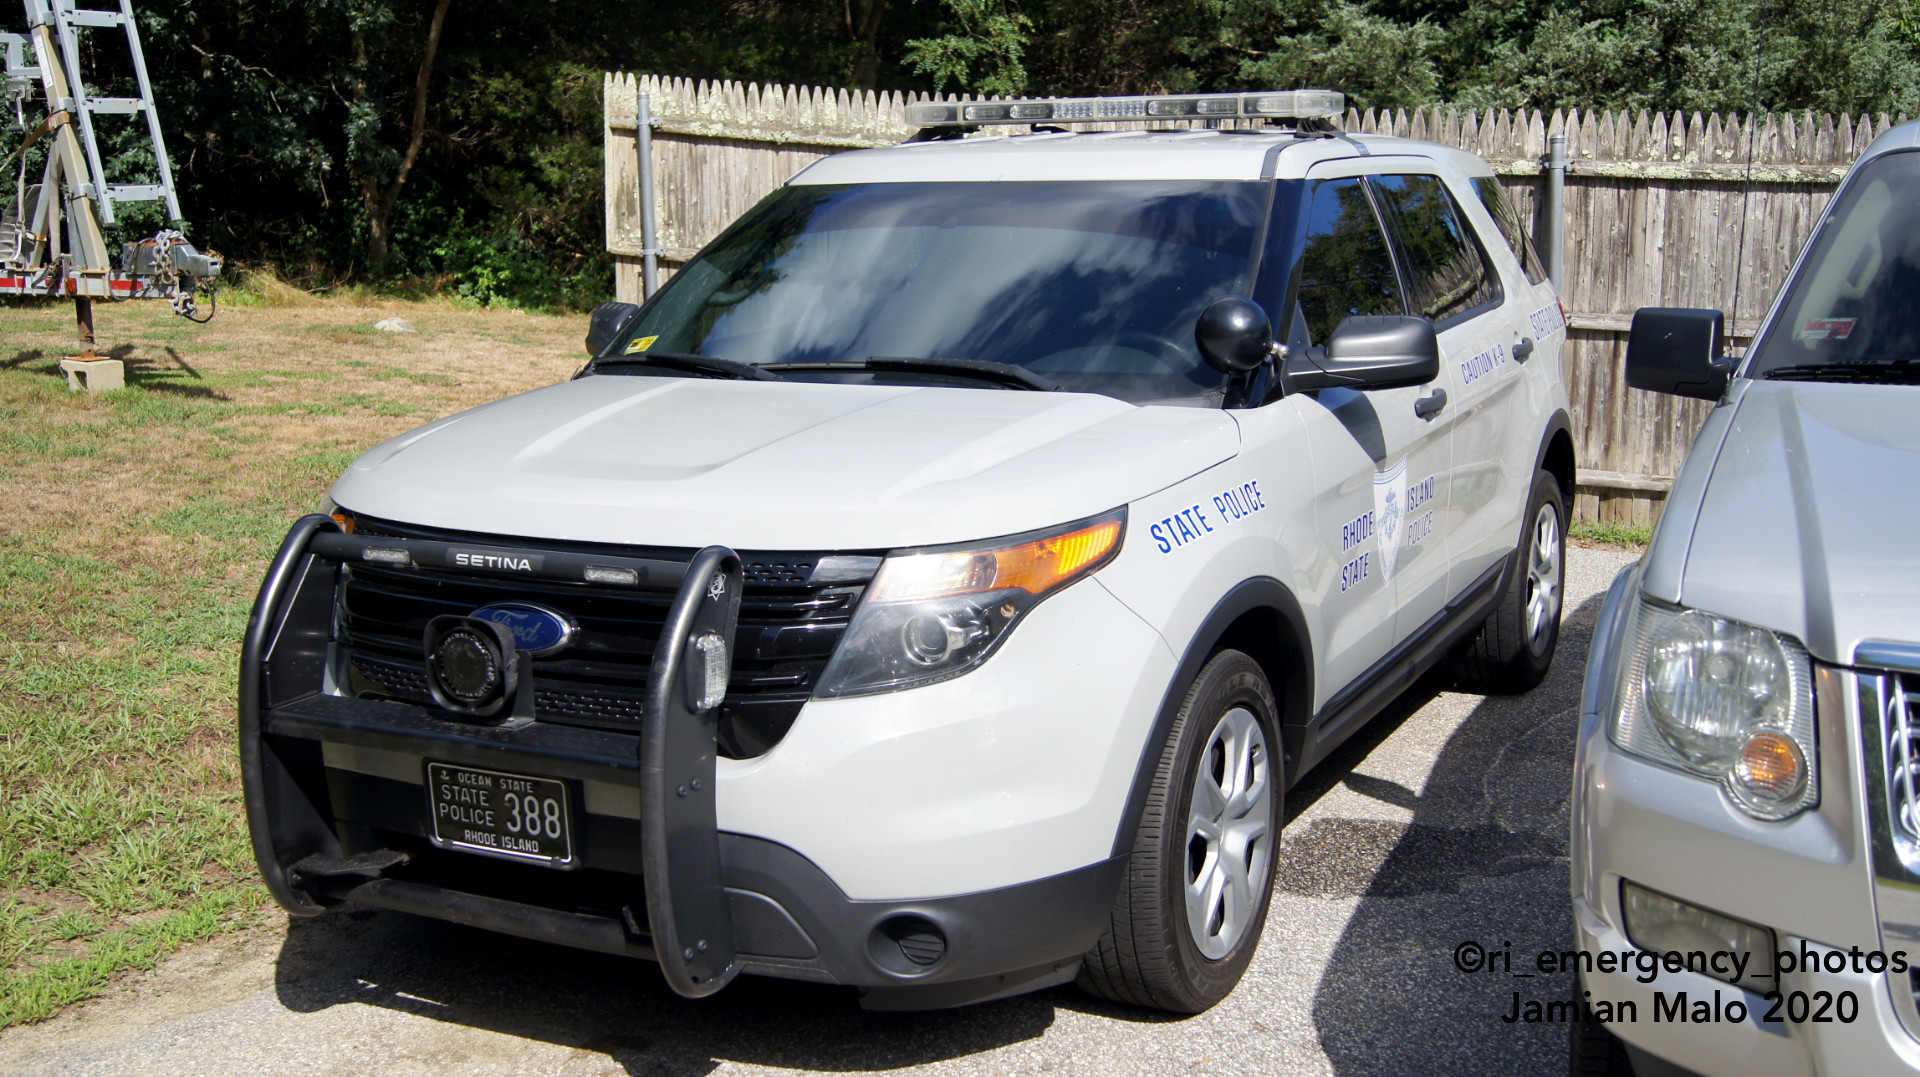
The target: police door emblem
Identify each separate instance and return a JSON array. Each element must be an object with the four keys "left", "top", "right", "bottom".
[{"left": 1373, "top": 458, "right": 1408, "bottom": 584}]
